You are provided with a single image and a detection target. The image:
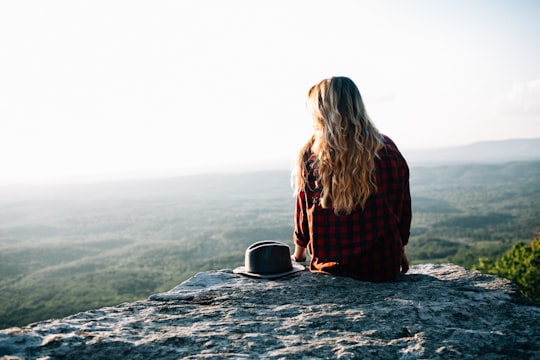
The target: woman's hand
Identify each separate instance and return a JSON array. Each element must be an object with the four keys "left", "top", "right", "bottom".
[
  {"left": 401, "top": 247, "right": 409, "bottom": 273},
  {"left": 292, "top": 244, "right": 307, "bottom": 262}
]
